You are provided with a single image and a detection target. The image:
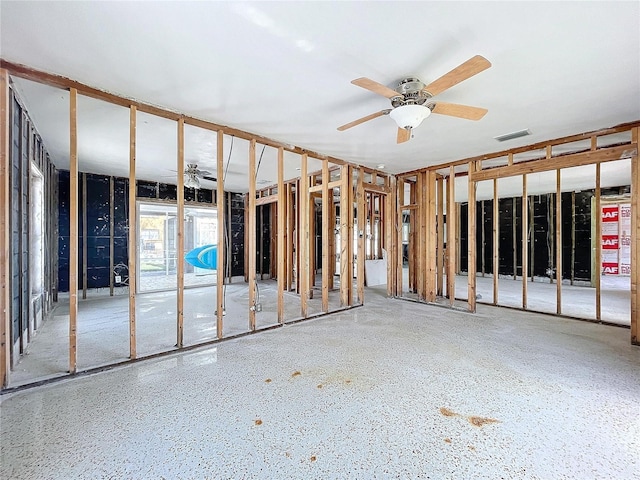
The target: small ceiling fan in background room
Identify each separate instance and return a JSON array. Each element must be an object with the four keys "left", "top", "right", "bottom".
[
  {"left": 182, "top": 164, "right": 217, "bottom": 189},
  {"left": 338, "top": 55, "right": 491, "bottom": 143}
]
